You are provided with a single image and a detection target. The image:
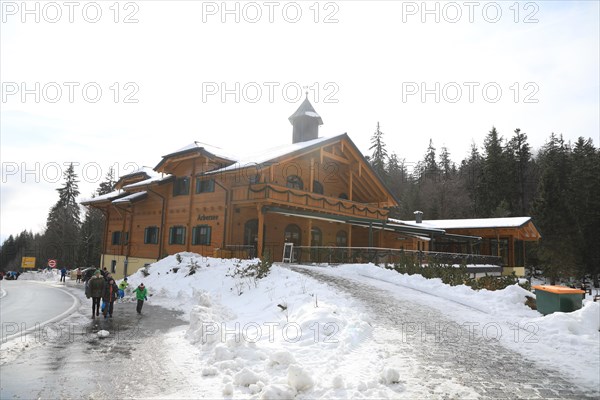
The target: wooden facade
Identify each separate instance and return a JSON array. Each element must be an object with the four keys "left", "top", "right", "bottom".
[
  {"left": 82, "top": 100, "right": 430, "bottom": 278},
  {"left": 82, "top": 101, "right": 539, "bottom": 279}
]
